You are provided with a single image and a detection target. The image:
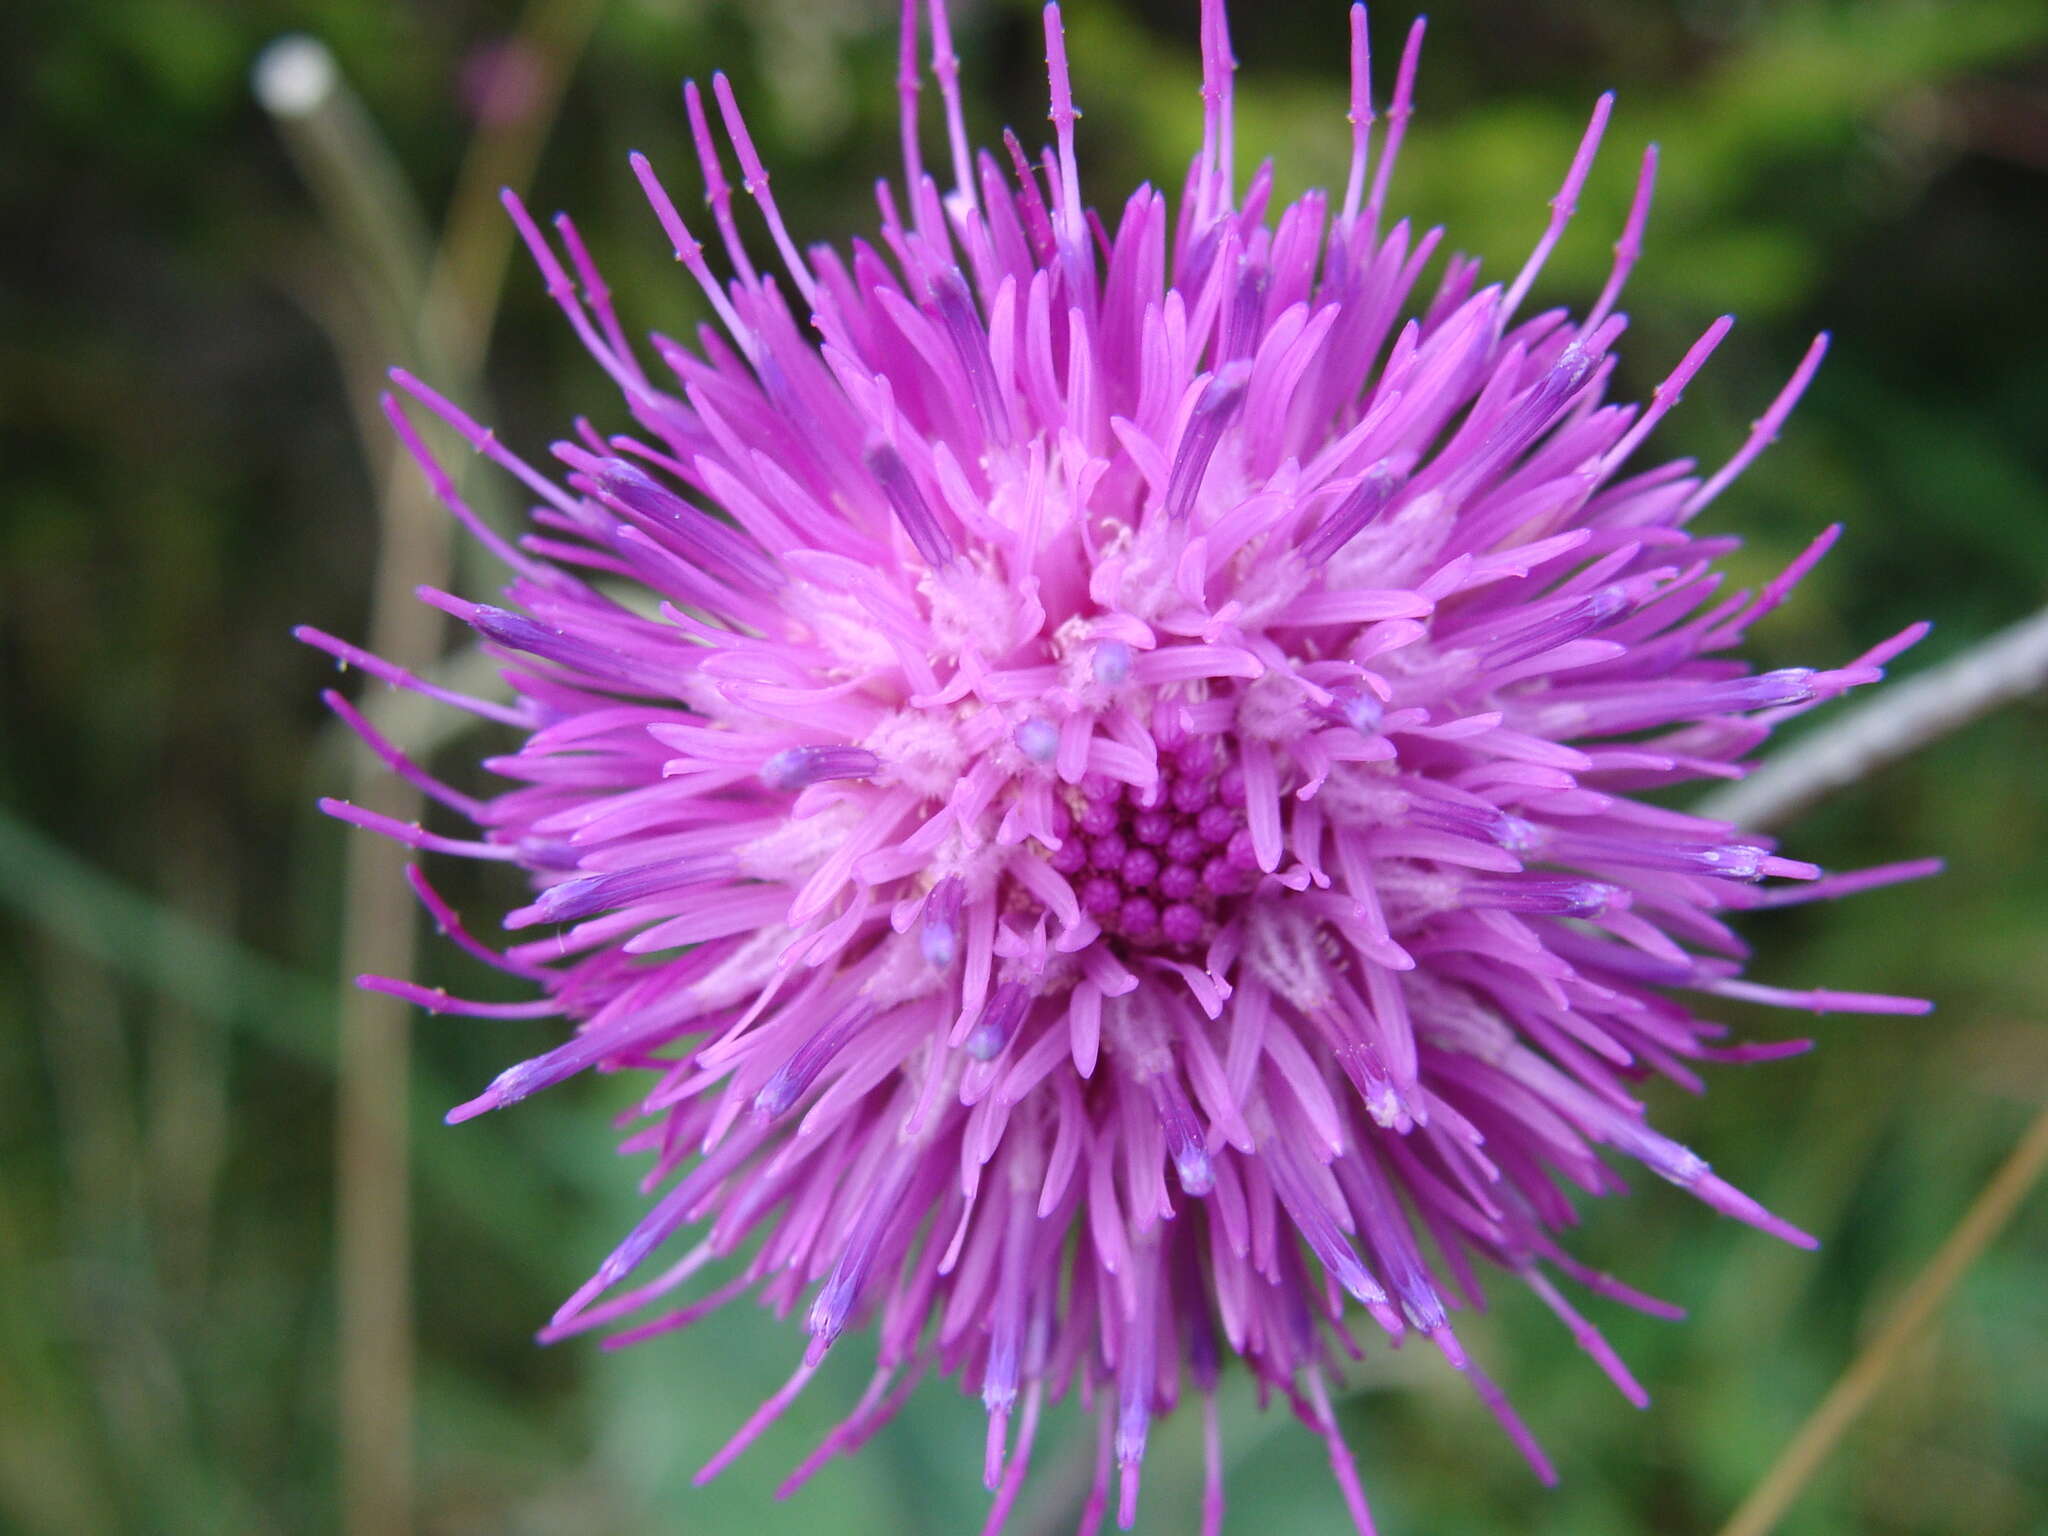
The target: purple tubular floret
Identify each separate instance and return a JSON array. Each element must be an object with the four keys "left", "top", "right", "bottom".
[
  {"left": 587, "top": 456, "right": 786, "bottom": 592},
  {"left": 506, "top": 854, "right": 739, "bottom": 929},
  {"left": 1496, "top": 342, "right": 1596, "bottom": 452},
  {"left": 468, "top": 604, "right": 627, "bottom": 677},
  {"left": 930, "top": 268, "right": 1012, "bottom": 444},
  {"left": 1163, "top": 360, "right": 1252, "bottom": 521},
  {"left": 1477, "top": 587, "right": 1629, "bottom": 668},
  {"left": 759, "top": 744, "right": 882, "bottom": 791},
  {"left": 1299, "top": 464, "right": 1400, "bottom": 566},
  {"left": 1544, "top": 832, "right": 1808, "bottom": 882},
  {"left": 753, "top": 1000, "right": 878, "bottom": 1121},
  {"left": 863, "top": 440, "right": 956, "bottom": 566},
  {"left": 1148, "top": 1074, "right": 1214, "bottom": 1196},
  {"left": 1222, "top": 257, "right": 1270, "bottom": 362},
  {"left": 921, "top": 875, "right": 965, "bottom": 967},
  {"left": 1466, "top": 876, "right": 1627, "bottom": 916},
  {"left": 806, "top": 1148, "right": 917, "bottom": 1363},
  {"left": 966, "top": 980, "right": 1032, "bottom": 1061}
]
